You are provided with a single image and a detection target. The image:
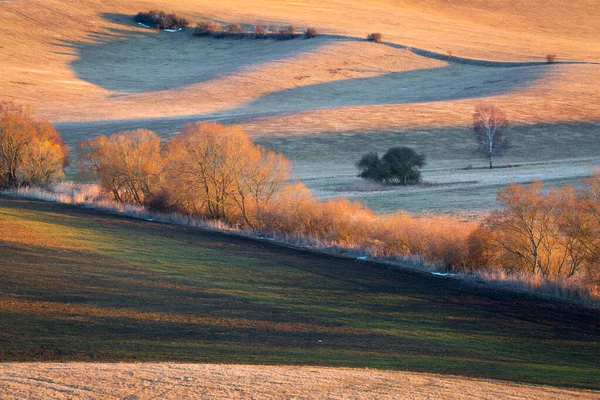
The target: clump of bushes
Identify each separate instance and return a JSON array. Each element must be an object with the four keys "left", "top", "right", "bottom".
[
  {"left": 546, "top": 54, "right": 558, "bottom": 64},
  {"left": 357, "top": 147, "right": 426, "bottom": 185},
  {"left": 276, "top": 25, "right": 297, "bottom": 40},
  {"left": 254, "top": 25, "right": 268, "bottom": 38},
  {"left": 194, "top": 22, "right": 221, "bottom": 36},
  {"left": 134, "top": 10, "right": 191, "bottom": 30},
  {"left": 193, "top": 21, "right": 311, "bottom": 40},
  {"left": 304, "top": 27, "right": 319, "bottom": 38},
  {"left": 367, "top": 32, "right": 383, "bottom": 43}
]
